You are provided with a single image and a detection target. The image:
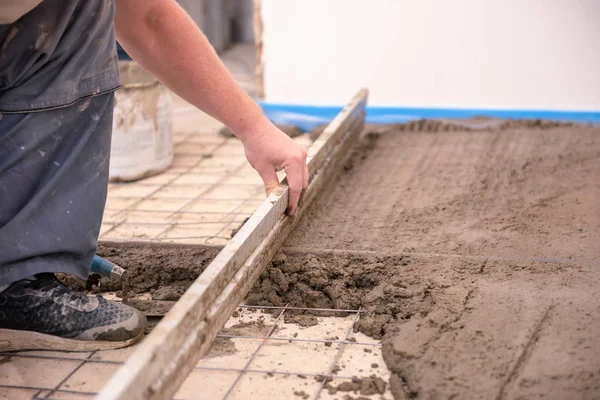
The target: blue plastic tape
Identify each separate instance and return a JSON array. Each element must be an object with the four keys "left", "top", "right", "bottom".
[{"left": 258, "top": 102, "right": 600, "bottom": 131}]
